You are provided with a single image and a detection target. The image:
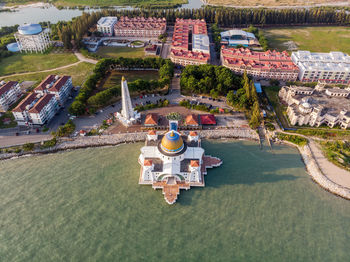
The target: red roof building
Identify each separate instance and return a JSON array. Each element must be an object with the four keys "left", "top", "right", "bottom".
[
  {"left": 12, "top": 92, "right": 38, "bottom": 113},
  {"left": 144, "top": 113, "right": 158, "bottom": 126},
  {"left": 28, "top": 93, "right": 55, "bottom": 114},
  {"left": 34, "top": 75, "right": 57, "bottom": 93},
  {"left": 200, "top": 114, "right": 216, "bottom": 125},
  {"left": 170, "top": 18, "right": 210, "bottom": 66},
  {"left": 221, "top": 47, "right": 299, "bottom": 81},
  {"left": 185, "top": 114, "right": 199, "bottom": 126},
  {"left": 114, "top": 16, "right": 166, "bottom": 38}
]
